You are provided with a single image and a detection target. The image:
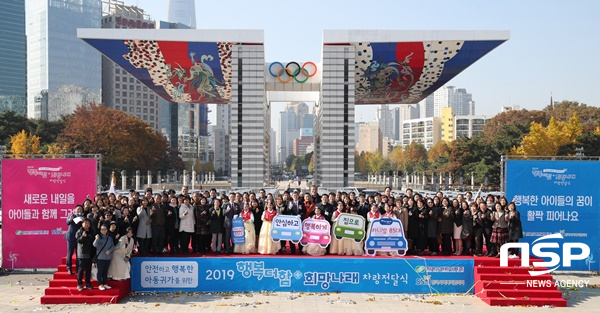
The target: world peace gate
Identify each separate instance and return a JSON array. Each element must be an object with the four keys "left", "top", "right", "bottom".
[{"left": 77, "top": 29, "right": 509, "bottom": 189}]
